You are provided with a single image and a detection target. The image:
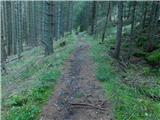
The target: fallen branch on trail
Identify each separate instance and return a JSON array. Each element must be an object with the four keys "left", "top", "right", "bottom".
[
  {"left": 6, "top": 55, "right": 22, "bottom": 63},
  {"left": 70, "top": 103, "right": 107, "bottom": 111}
]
